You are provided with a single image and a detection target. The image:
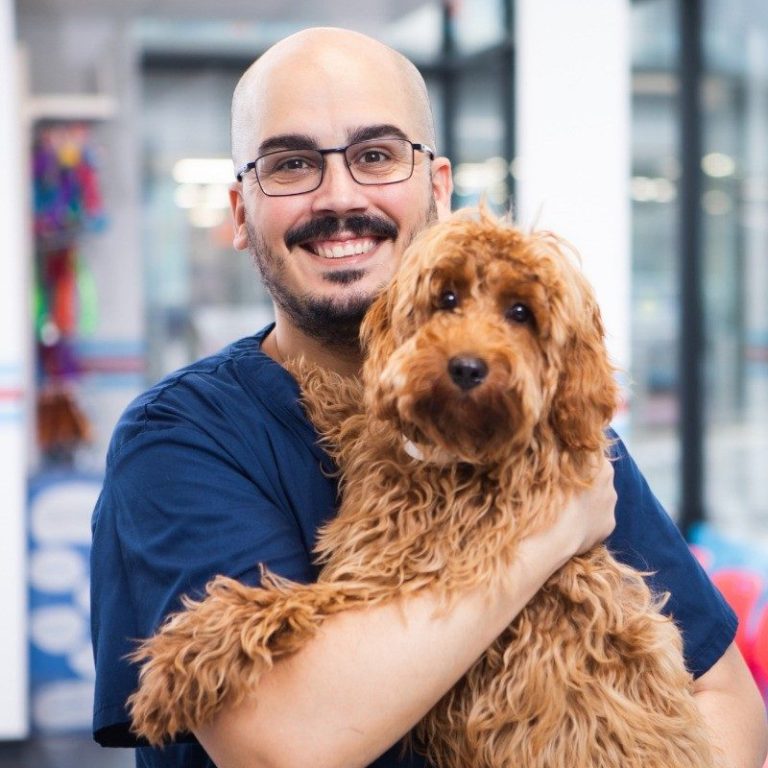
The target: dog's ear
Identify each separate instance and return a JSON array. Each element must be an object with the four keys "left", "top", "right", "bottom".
[
  {"left": 360, "top": 291, "right": 396, "bottom": 382},
  {"left": 360, "top": 290, "right": 402, "bottom": 423},
  {"left": 549, "top": 282, "right": 619, "bottom": 453}
]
